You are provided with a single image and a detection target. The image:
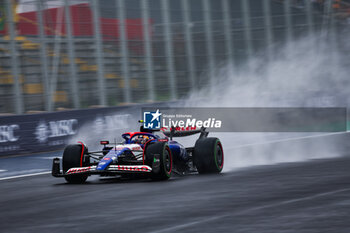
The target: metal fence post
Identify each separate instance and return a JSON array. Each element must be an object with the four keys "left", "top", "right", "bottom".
[
  {"left": 284, "top": 0, "right": 293, "bottom": 44},
  {"left": 48, "top": 6, "right": 64, "bottom": 112},
  {"left": 222, "top": 0, "right": 234, "bottom": 67},
  {"left": 161, "top": 0, "right": 177, "bottom": 100},
  {"left": 117, "top": 0, "right": 131, "bottom": 103},
  {"left": 263, "top": 0, "right": 274, "bottom": 60},
  {"left": 241, "top": 0, "right": 253, "bottom": 60},
  {"left": 91, "top": 0, "right": 106, "bottom": 106},
  {"left": 324, "top": 0, "right": 337, "bottom": 38},
  {"left": 37, "top": 0, "right": 50, "bottom": 111},
  {"left": 141, "top": 0, "right": 155, "bottom": 102},
  {"left": 5, "top": 0, "right": 23, "bottom": 114},
  {"left": 324, "top": 0, "right": 338, "bottom": 65},
  {"left": 64, "top": 0, "right": 80, "bottom": 109},
  {"left": 203, "top": 0, "right": 216, "bottom": 91},
  {"left": 305, "top": 0, "right": 314, "bottom": 36},
  {"left": 182, "top": 0, "right": 196, "bottom": 90}
]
